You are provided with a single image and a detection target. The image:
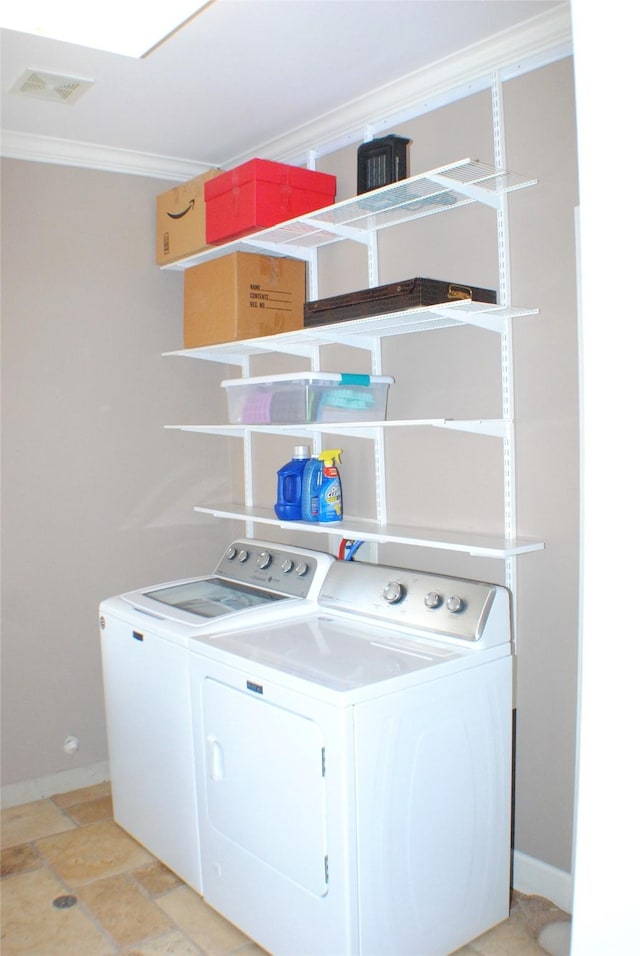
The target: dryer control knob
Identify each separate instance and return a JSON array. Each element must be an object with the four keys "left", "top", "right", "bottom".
[
  {"left": 281, "top": 558, "right": 294, "bottom": 573},
  {"left": 256, "top": 551, "right": 272, "bottom": 569},
  {"left": 238, "top": 549, "right": 249, "bottom": 563},
  {"left": 382, "top": 581, "right": 406, "bottom": 604},
  {"left": 295, "top": 561, "right": 309, "bottom": 577},
  {"left": 424, "top": 591, "right": 442, "bottom": 609},
  {"left": 225, "top": 547, "right": 237, "bottom": 560},
  {"left": 446, "top": 594, "right": 463, "bottom": 613}
]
